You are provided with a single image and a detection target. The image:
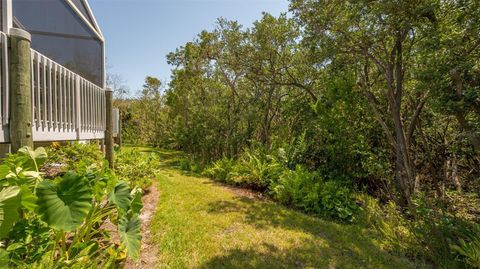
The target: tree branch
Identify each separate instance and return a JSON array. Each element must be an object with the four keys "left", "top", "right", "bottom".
[
  {"left": 407, "top": 91, "right": 430, "bottom": 147},
  {"left": 363, "top": 90, "right": 396, "bottom": 148}
]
